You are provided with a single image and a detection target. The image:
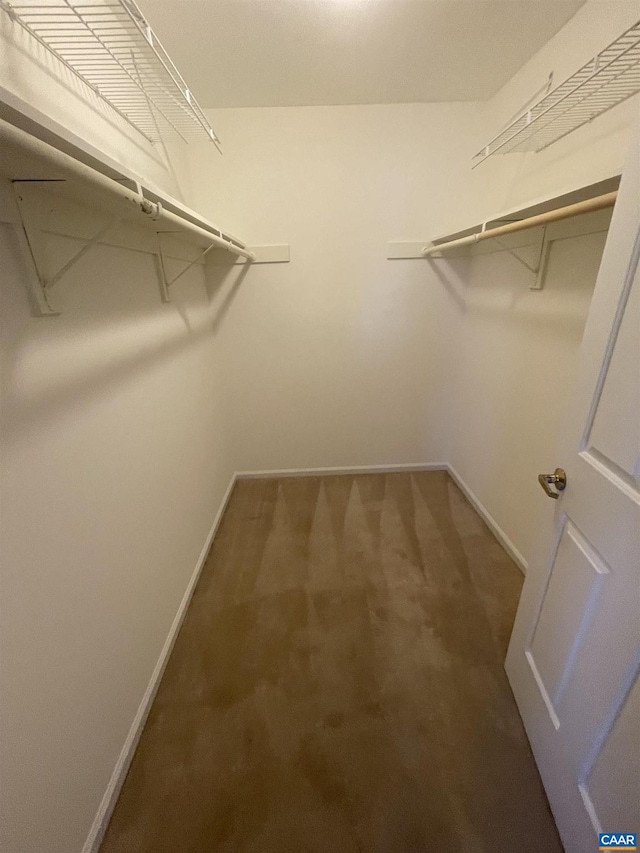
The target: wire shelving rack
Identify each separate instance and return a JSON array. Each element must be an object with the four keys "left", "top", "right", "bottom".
[
  {"left": 474, "top": 19, "right": 640, "bottom": 166},
  {"left": 0, "top": 0, "right": 220, "bottom": 147}
]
